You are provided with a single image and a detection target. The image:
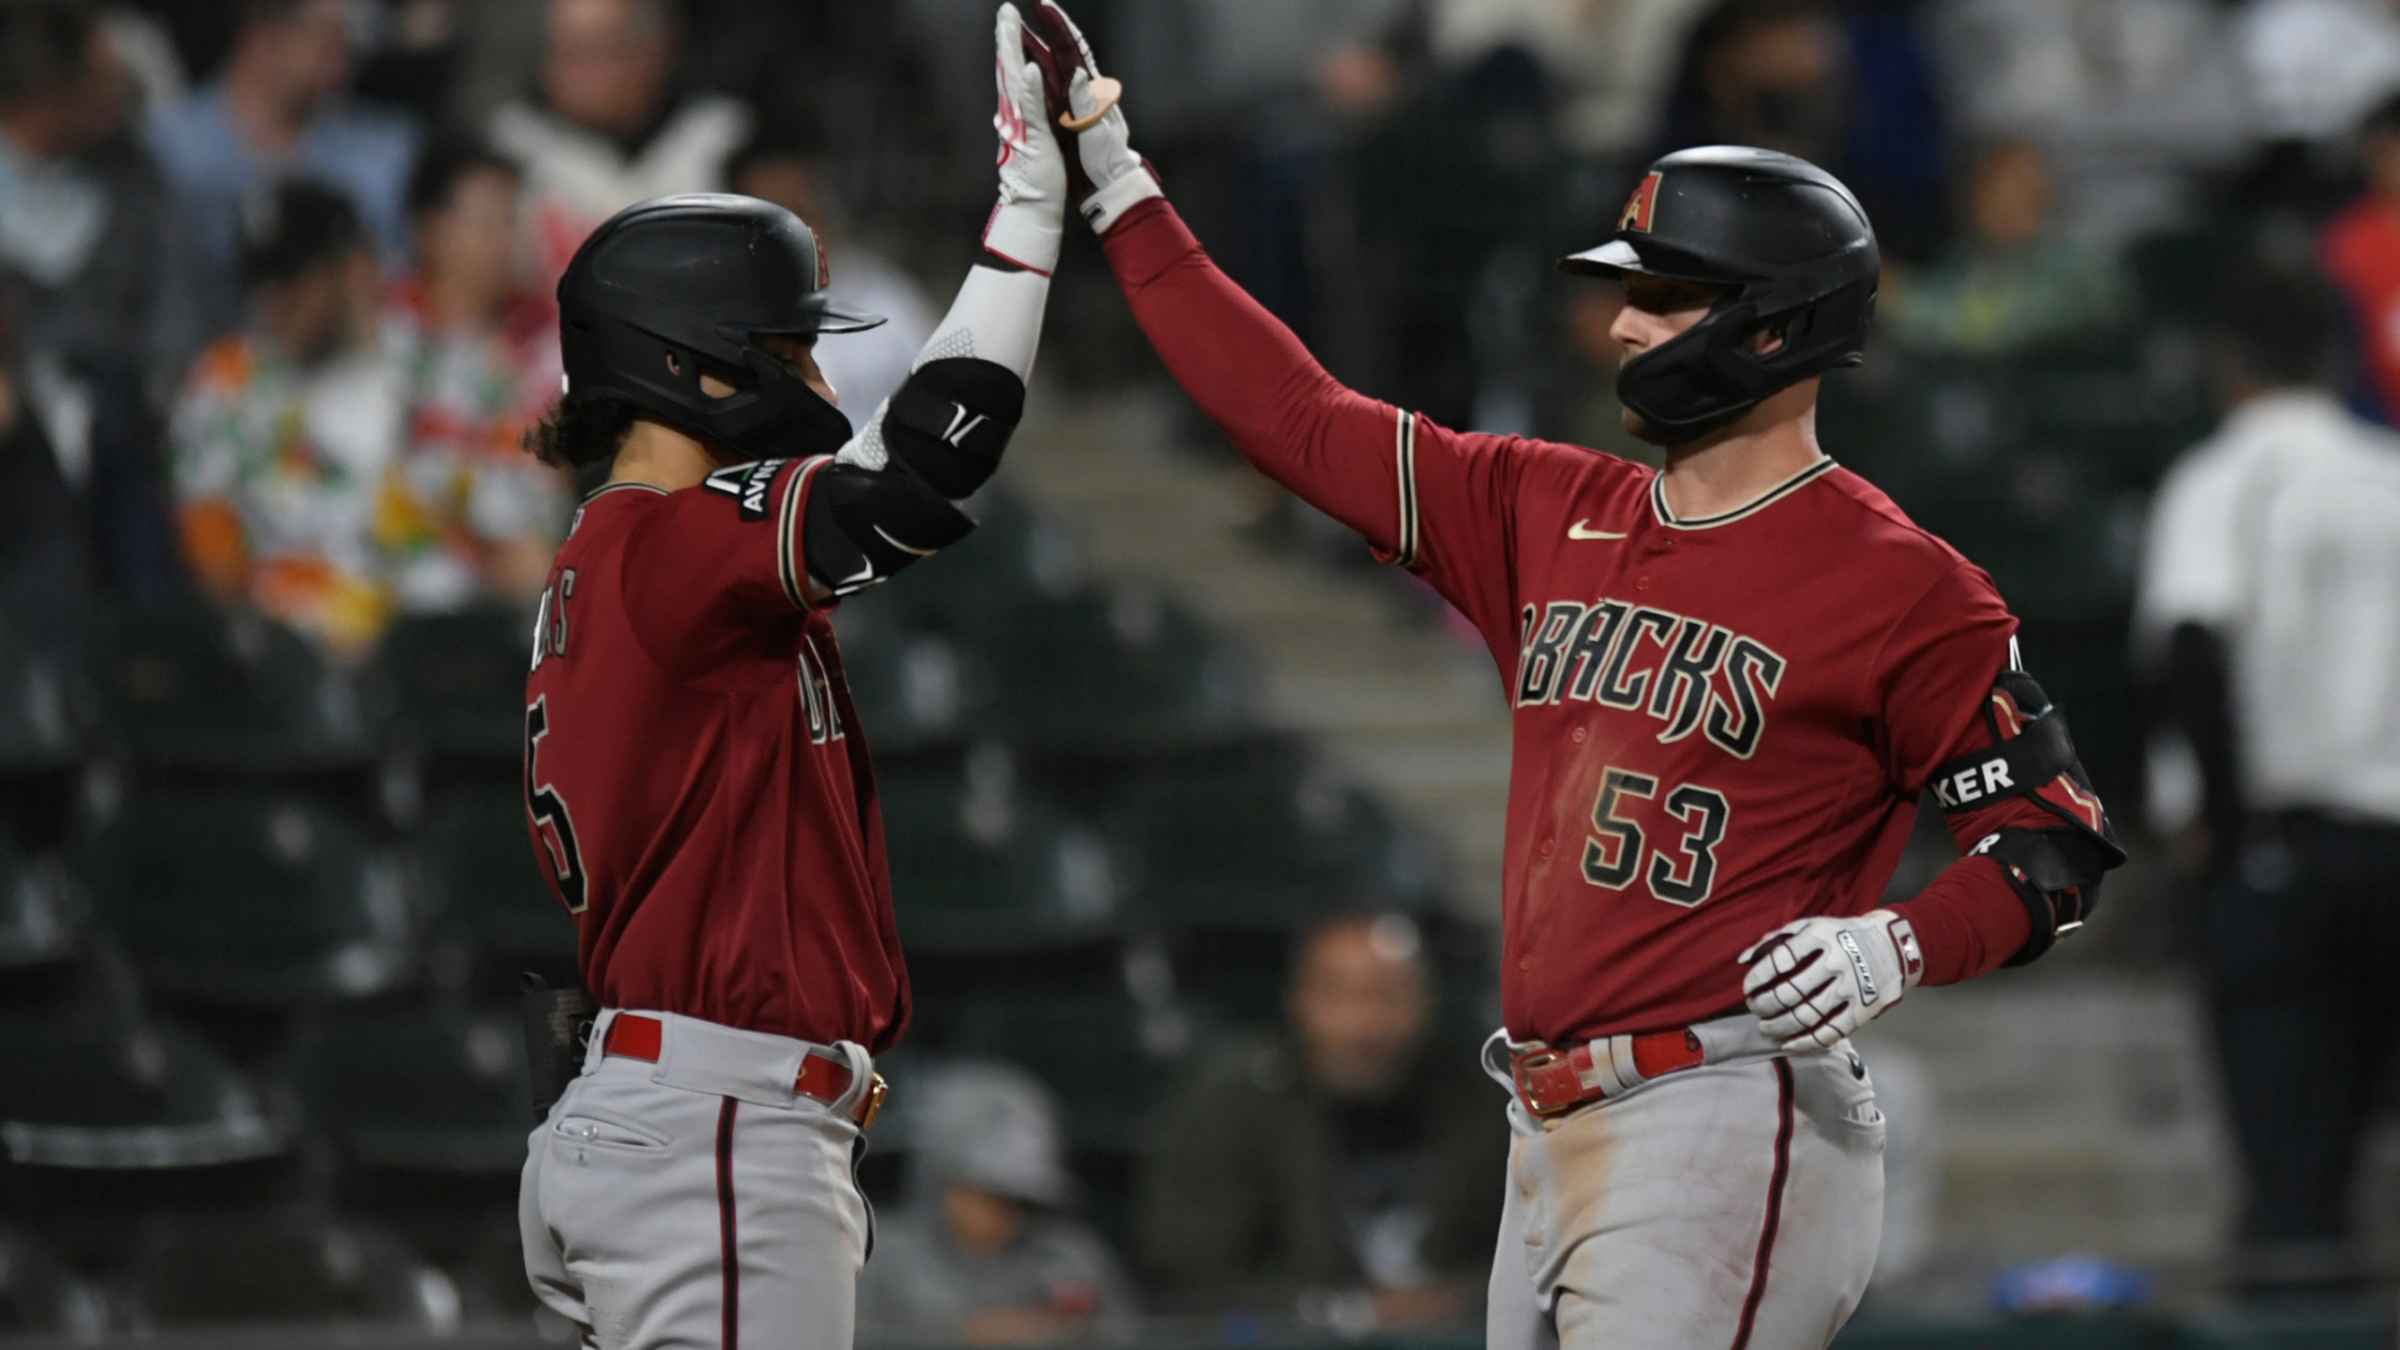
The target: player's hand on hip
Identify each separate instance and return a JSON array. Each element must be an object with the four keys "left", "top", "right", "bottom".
[
  {"left": 1737, "top": 909, "right": 1924, "bottom": 1051},
  {"left": 1017, "top": 0, "right": 1160, "bottom": 233},
  {"left": 984, "top": 4, "right": 1067, "bottom": 274}
]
